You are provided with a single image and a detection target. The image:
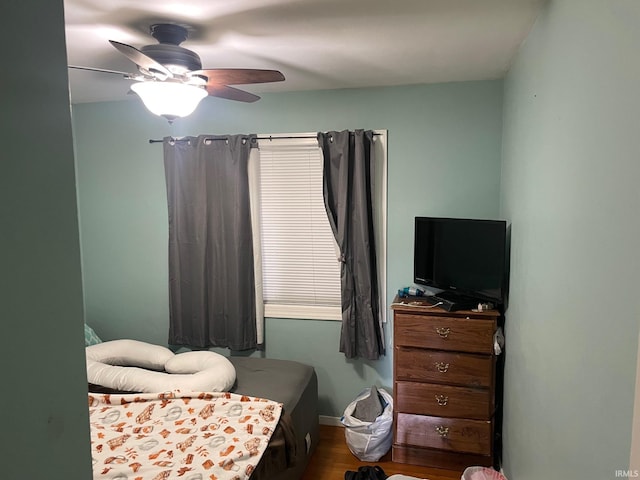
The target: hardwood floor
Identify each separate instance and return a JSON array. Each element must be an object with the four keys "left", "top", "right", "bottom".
[{"left": 300, "top": 425, "right": 461, "bottom": 480}]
